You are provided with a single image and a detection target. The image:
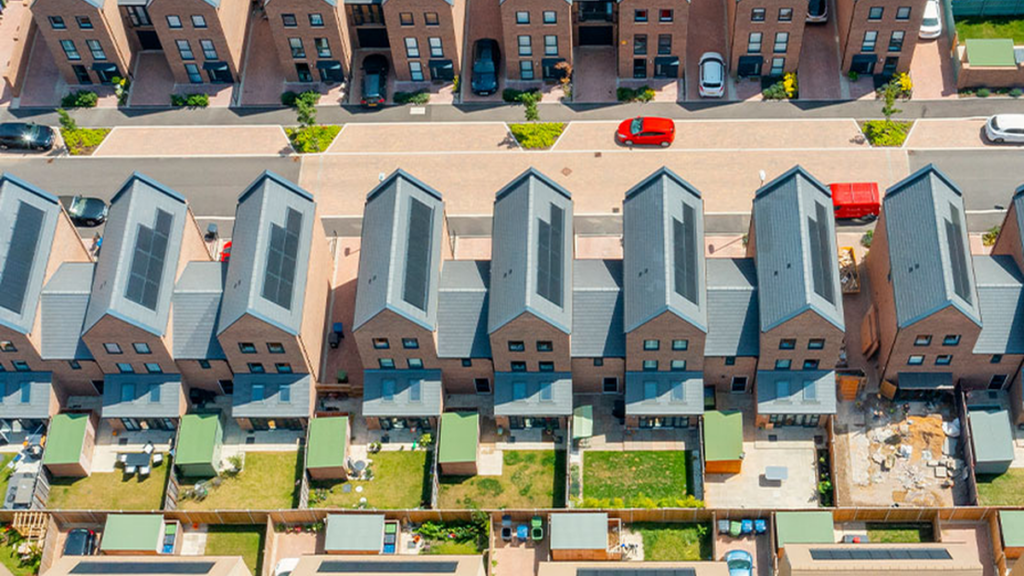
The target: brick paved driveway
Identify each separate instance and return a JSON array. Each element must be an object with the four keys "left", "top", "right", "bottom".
[
  {"left": 238, "top": 17, "right": 287, "bottom": 107},
  {"left": 903, "top": 118, "right": 989, "bottom": 148},
  {"left": 684, "top": 0, "right": 729, "bottom": 101},
  {"left": 94, "top": 126, "right": 292, "bottom": 156},
  {"left": 573, "top": 47, "right": 618, "bottom": 103},
  {"left": 461, "top": 0, "right": 506, "bottom": 103},
  {"left": 327, "top": 122, "right": 517, "bottom": 152},
  {"left": 909, "top": 35, "right": 957, "bottom": 100},
  {"left": 129, "top": 52, "right": 176, "bottom": 107},
  {"left": 797, "top": 1, "right": 842, "bottom": 101}
]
